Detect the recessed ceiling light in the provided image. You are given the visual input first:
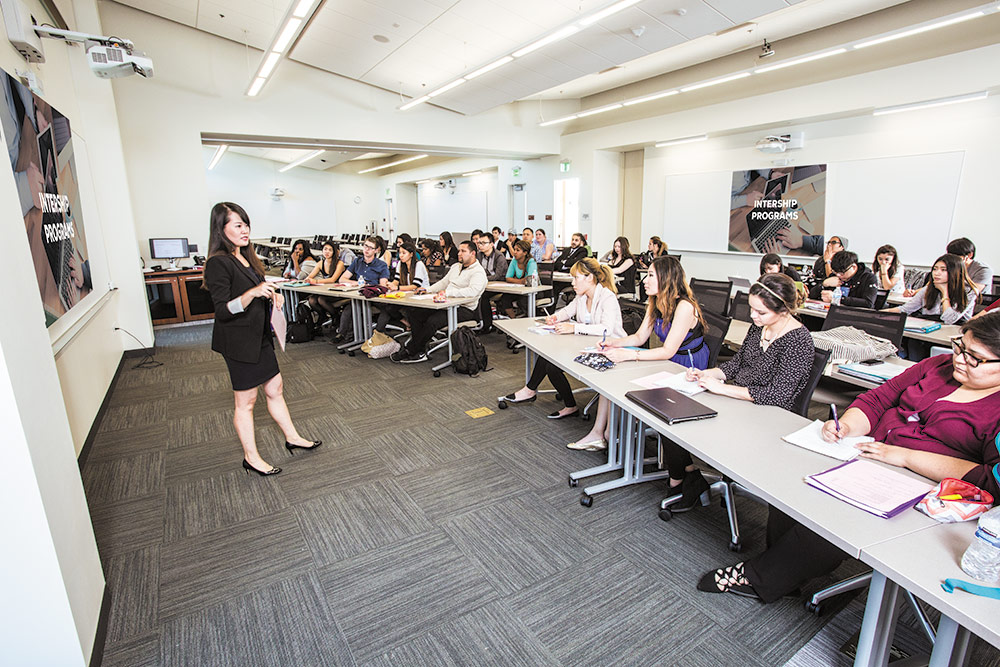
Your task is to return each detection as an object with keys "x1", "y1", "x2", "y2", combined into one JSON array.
[
  {"x1": 655, "y1": 134, "x2": 708, "y2": 148},
  {"x1": 873, "y1": 91, "x2": 989, "y2": 116},
  {"x1": 373, "y1": 34, "x2": 390, "y2": 43},
  {"x1": 680, "y1": 71, "x2": 751, "y2": 92},
  {"x1": 357, "y1": 154, "x2": 429, "y2": 174}
]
